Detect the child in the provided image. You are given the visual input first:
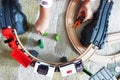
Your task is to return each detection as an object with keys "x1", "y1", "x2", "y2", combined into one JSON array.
[
  {"x1": 35, "y1": 0, "x2": 94, "y2": 35},
  {"x1": 35, "y1": 0, "x2": 53, "y2": 35}
]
